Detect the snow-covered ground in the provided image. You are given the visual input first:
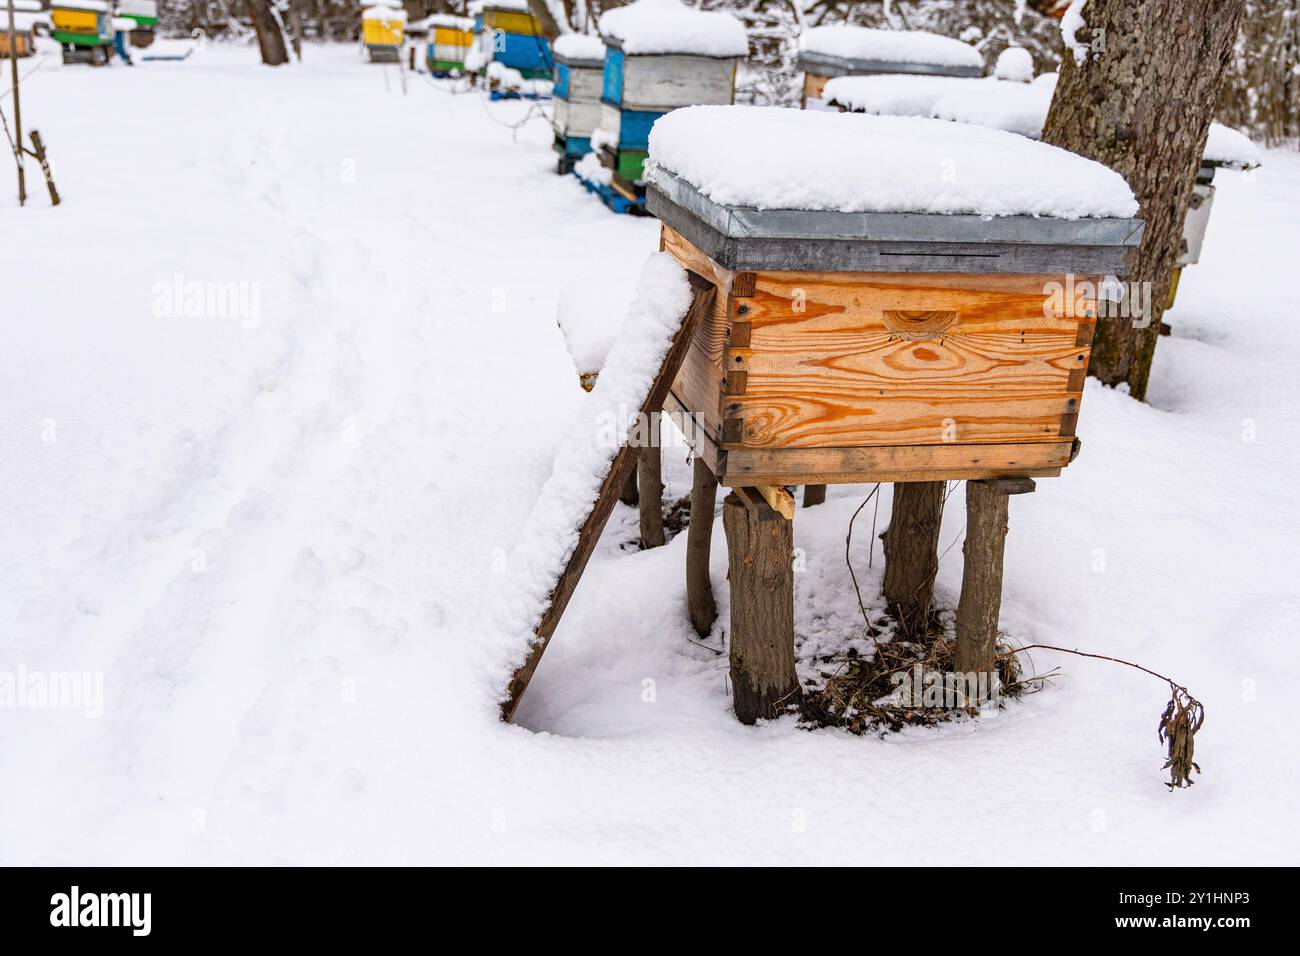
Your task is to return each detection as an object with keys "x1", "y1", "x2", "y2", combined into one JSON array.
[{"x1": 2, "y1": 42, "x2": 1297, "y2": 865}]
